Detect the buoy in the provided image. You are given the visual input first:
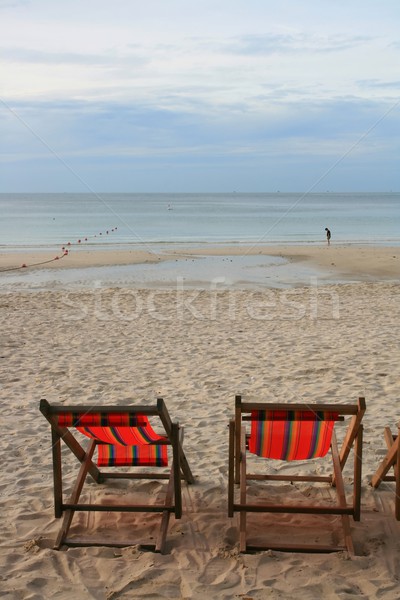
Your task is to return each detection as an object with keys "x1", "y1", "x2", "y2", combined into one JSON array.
[{"x1": 11, "y1": 224, "x2": 117, "y2": 271}]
